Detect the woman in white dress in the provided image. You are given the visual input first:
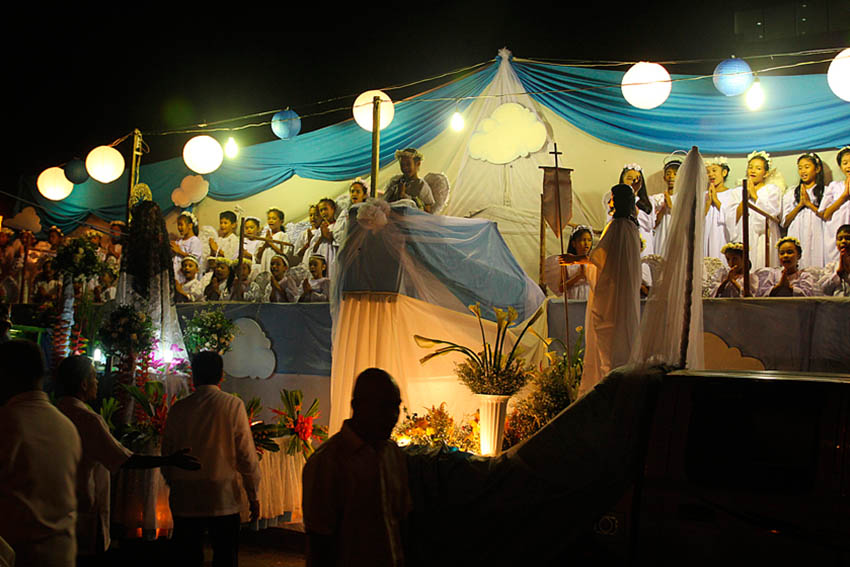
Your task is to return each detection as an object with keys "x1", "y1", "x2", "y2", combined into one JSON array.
[
  {"x1": 725, "y1": 151, "x2": 783, "y2": 269},
  {"x1": 574, "y1": 184, "x2": 641, "y2": 396},
  {"x1": 703, "y1": 156, "x2": 738, "y2": 260},
  {"x1": 603, "y1": 164, "x2": 655, "y2": 257},
  {"x1": 782, "y1": 153, "x2": 826, "y2": 269},
  {"x1": 755, "y1": 237, "x2": 816, "y2": 297},
  {"x1": 819, "y1": 147, "x2": 850, "y2": 265}
]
